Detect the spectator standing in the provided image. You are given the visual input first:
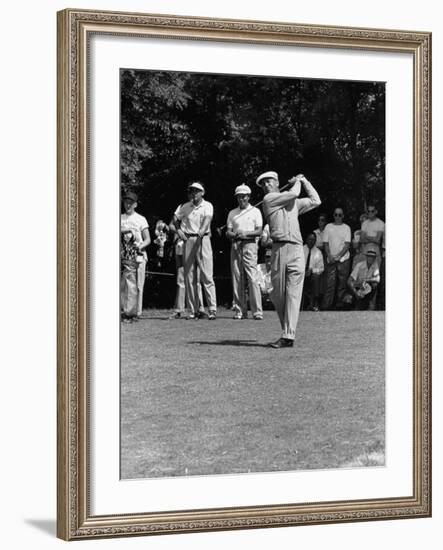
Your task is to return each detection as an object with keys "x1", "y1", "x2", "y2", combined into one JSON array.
[
  {"x1": 153, "y1": 219, "x2": 168, "y2": 267},
  {"x1": 360, "y1": 204, "x2": 385, "y2": 262},
  {"x1": 168, "y1": 214, "x2": 205, "y2": 319},
  {"x1": 322, "y1": 207, "x2": 351, "y2": 310},
  {"x1": 302, "y1": 233, "x2": 324, "y2": 311},
  {"x1": 172, "y1": 182, "x2": 217, "y2": 320},
  {"x1": 226, "y1": 184, "x2": 263, "y2": 320},
  {"x1": 314, "y1": 212, "x2": 328, "y2": 302},
  {"x1": 352, "y1": 212, "x2": 369, "y2": 268},
  {"x1": 120, "y1": 191, "x2": 151, "y2": 320},
  {"x1": 313, "y1": 213, "x2": 328, "y2": 253}
]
